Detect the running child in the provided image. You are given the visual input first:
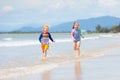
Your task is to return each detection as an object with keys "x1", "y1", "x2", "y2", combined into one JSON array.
[
  {"x1": 39, "y1": 24, "x2": 55, "y2": 59},
  {"x1": 71, "y1": 22, "x2": 84, "y2": 56}
]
